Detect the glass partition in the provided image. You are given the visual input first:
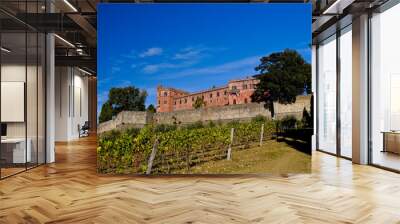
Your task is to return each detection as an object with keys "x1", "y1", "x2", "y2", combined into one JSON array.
[
  {"x1": 1, "y1": 31, "x2": 28, "y2": 177},
  {"x1": 370, "y1": 3, "x2": 400, "y2": 171},
  {"x1": 317, "y1": 34, "x2": 337, "y2": 154},
  {"x1": 0, "y1": 1, "x2": 46, "y2": 179},
  {"x1": 27, "y1": 31, "x2": 38, "y2": 169},
  {"x1": 38, "y1": 32, "x2": 46, "y2": 165},
  {"x1": 339, "y1": 25, "x2": 352, "y2": 158}
]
